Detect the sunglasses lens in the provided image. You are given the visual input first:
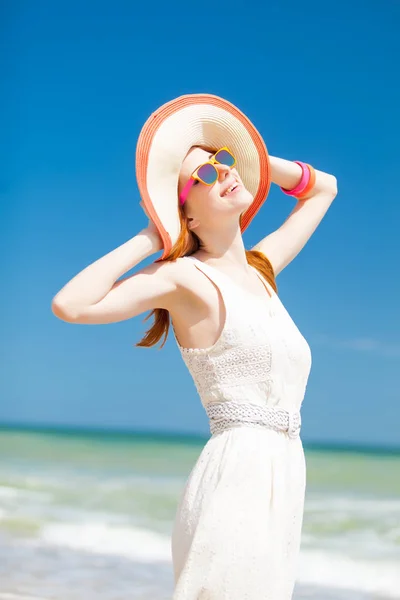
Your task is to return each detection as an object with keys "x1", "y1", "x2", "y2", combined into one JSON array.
[
  {"x1": 197, "y1": 163, "x2": 218, "y2": 184},
  {"x1": 215, "y1": 149, "x2": 235, "y2": 167}
]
